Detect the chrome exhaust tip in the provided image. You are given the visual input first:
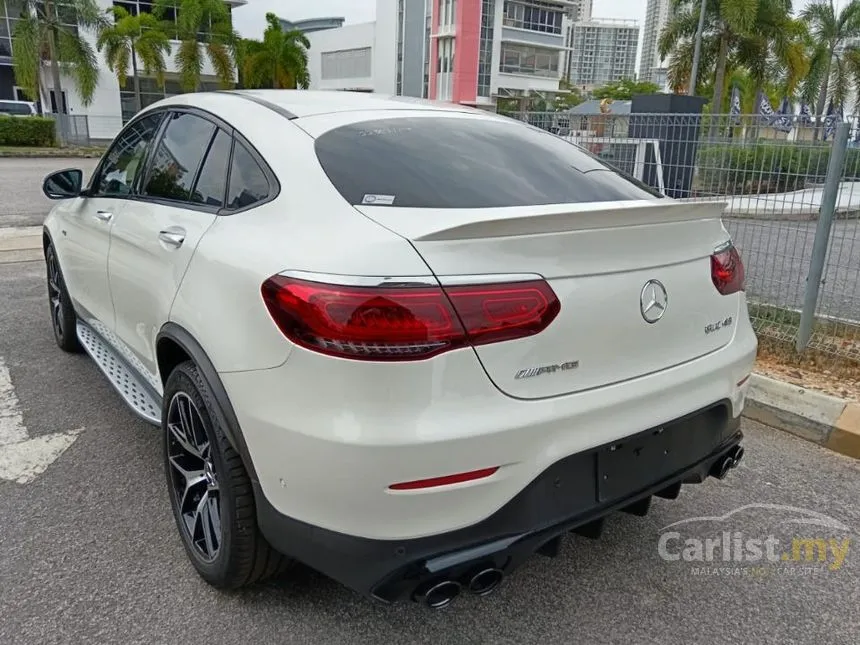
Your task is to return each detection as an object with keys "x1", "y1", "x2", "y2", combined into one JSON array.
[
  {"x1": 712, "y1": 455, "x2": 734, "y2": 480},
  {"x1": 730, "y1": 445, "x2": 745, "y2": 467},
  {"x1": 467, "y1": 568, "x2": 504, "y2": 597},
  {"x1": 421, "y1": 580, "x2": 462, "y2": 609}
]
